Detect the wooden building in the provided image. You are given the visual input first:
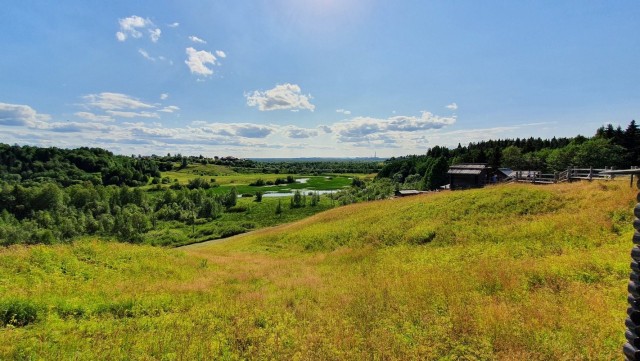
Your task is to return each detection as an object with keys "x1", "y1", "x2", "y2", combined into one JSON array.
[{"x1": 447, "y1": 163, "x2": 491, "y2": 190}]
